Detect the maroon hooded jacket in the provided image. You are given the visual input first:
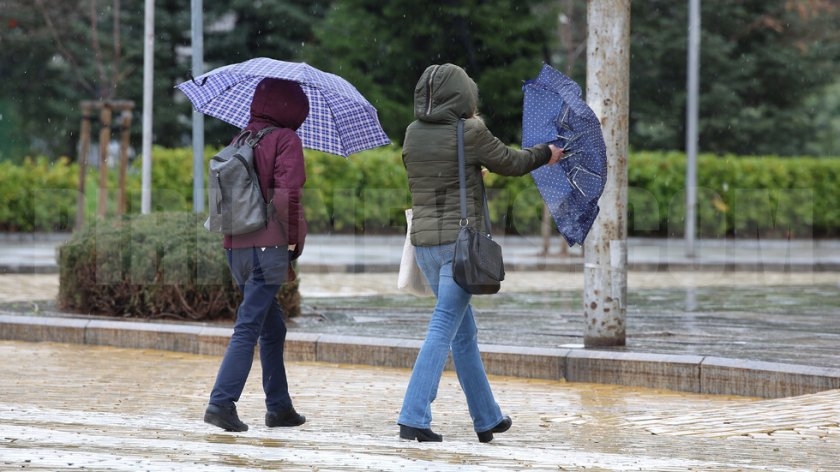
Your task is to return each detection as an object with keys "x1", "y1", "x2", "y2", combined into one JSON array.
[{"x1": 223, "y1": 78, "x2": 309, "y2": 257}]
